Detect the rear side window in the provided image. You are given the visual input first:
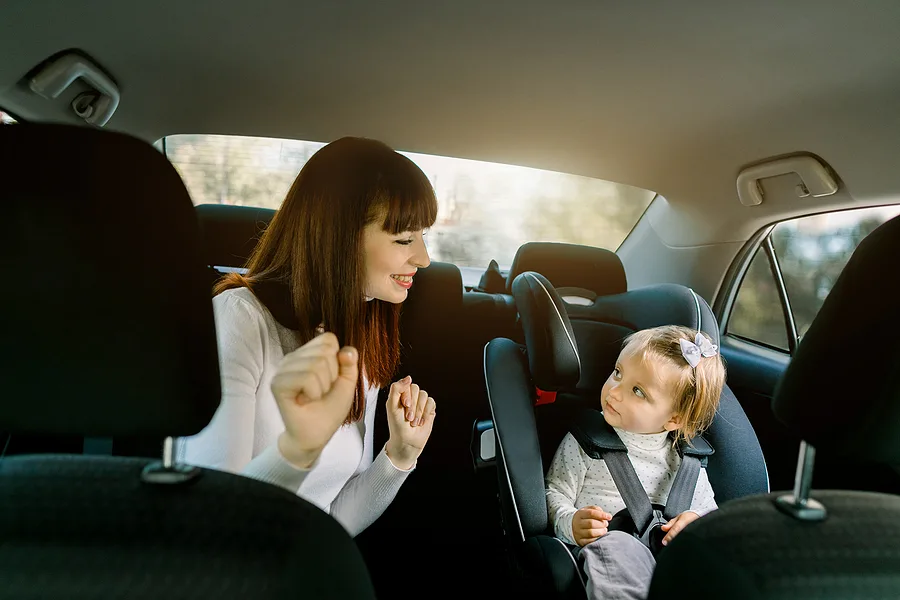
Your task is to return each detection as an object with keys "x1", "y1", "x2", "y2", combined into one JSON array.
[
  {"x1": 164, "y1": 134, "x2": 655, "y2": 271},
  {"x1": 726, "y1": 205, "x2": 900, "y2": 352}
]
